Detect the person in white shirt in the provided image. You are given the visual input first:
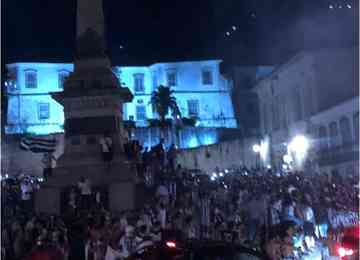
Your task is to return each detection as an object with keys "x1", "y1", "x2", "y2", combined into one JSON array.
[
  {"x1": 158, "y1": 203, "x2": 167, "y2": 229},
  {"x1": 20, "y1": 178, "x2": 33, "y2": 212},
  {"x1": 78, "y1": 177, "x2": 92, "y2": 210},
  {"x1": 156, "y1": 182, "x2": 169, "y2": 205},
  {"x1": 100, "y1": 134, "x2": 113, "y2": 170}
]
